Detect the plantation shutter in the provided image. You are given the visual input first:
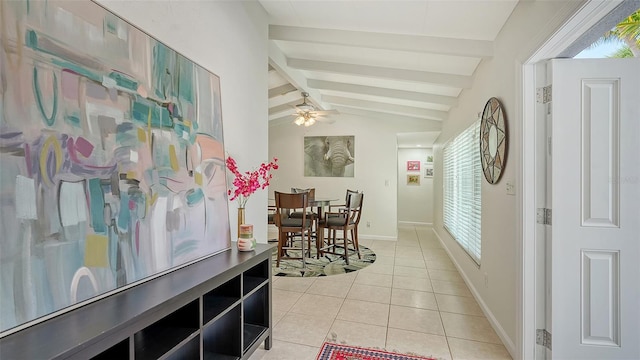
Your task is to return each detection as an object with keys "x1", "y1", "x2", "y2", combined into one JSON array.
[{"x1": 443, "y1": 120, "x2": 482, "y2": 264}]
